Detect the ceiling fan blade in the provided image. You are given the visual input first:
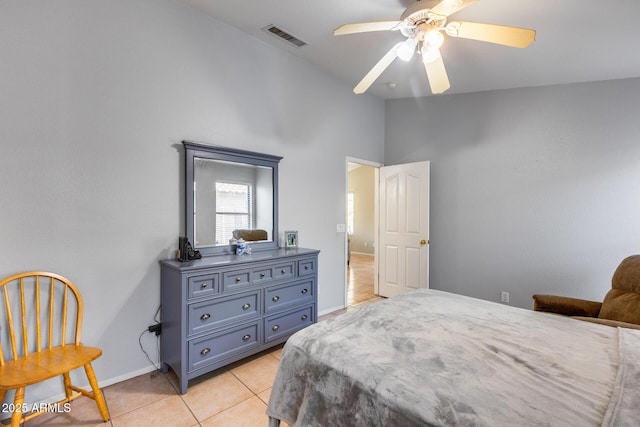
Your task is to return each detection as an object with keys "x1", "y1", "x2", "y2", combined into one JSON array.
[
  {"x1": 429, "y1": 0, "x2": 478, "y2": 18},
  {"x1": 334, "y1": 21, "x2": 403, "y2": 36},
  {"x1": 353, "y1": 43, "x2": 401, "y2": 94},
  {"x1": 423, "y1": 52, "x2": 450, "y2": 94},
  {"x1": 446, "y1": 21, "x2": 536, "y2": 48}
]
